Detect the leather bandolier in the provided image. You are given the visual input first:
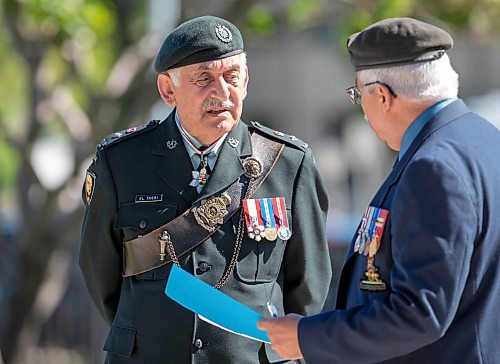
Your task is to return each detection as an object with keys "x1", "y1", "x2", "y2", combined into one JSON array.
[{"x1": 122, "y1": 132, "x2": 284, "y2": 277}]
